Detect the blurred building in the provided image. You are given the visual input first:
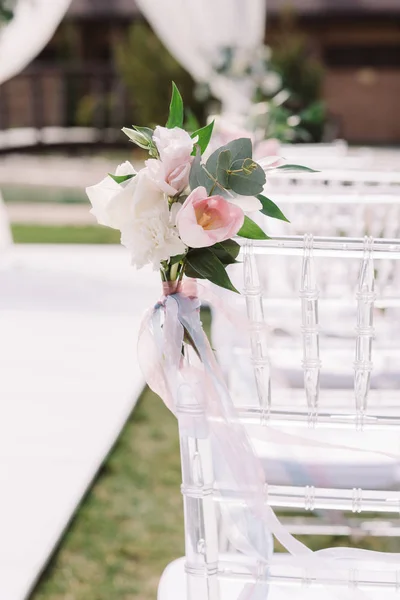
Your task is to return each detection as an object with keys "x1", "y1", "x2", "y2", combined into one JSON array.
[
  {"x1": 267, "y1": 0, "x2": 400, "y2": 144},
  {"x1": 0, "y1": 0, "x2": 399, "y2": 145}
]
